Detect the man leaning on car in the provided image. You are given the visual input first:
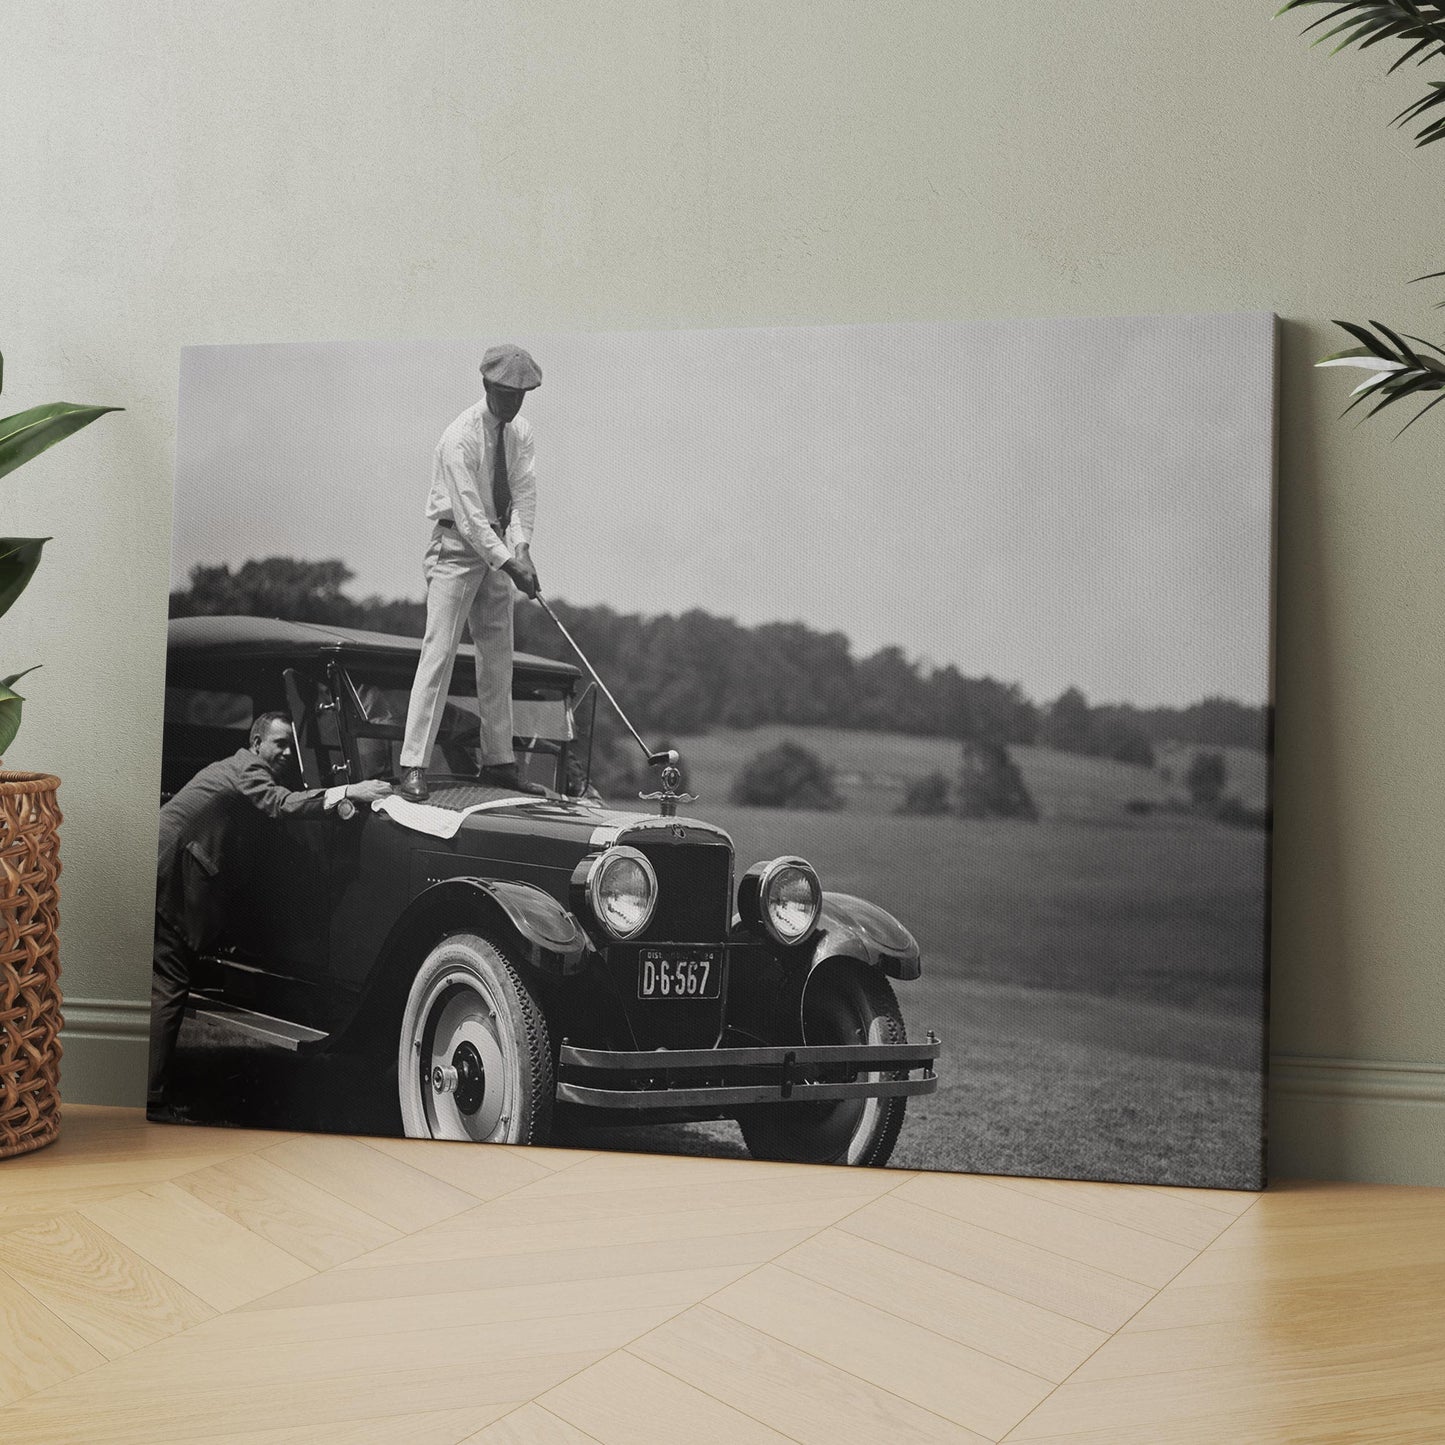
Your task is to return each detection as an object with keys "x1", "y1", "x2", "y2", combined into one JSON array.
[
  {"x1": 148, "y1": 712, "x2": 391, "y2": 1114},
  {"x1": 397, "y1": 343, "x2": 547, "y2": 803}
]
